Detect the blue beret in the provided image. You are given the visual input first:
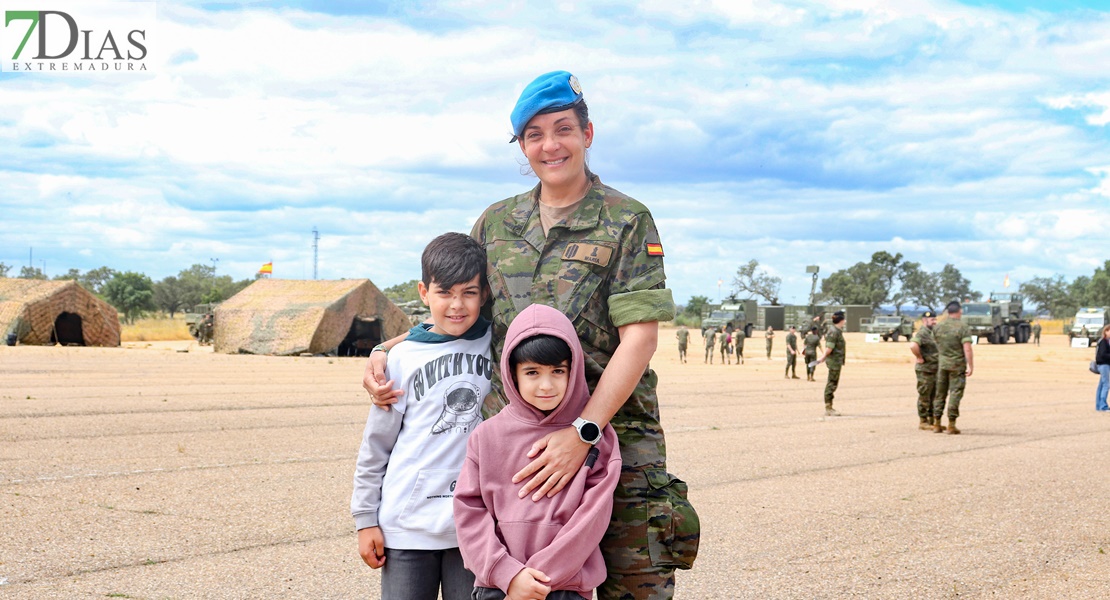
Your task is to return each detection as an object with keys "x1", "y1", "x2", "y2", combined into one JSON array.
[{"x1": 510, "y1": 70, "x2": 583, "y2": 142}]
